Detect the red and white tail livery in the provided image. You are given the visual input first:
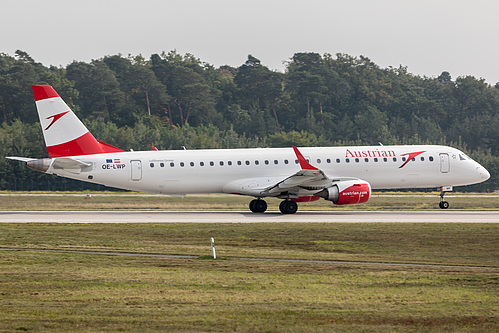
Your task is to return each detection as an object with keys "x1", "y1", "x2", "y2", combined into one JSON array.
[
  {"x1": 7, "y1": 85, "x2": 490, "y2": 213},
  {"x1": 32, "y1": 85, "x2": 124, "y2": 158}
]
